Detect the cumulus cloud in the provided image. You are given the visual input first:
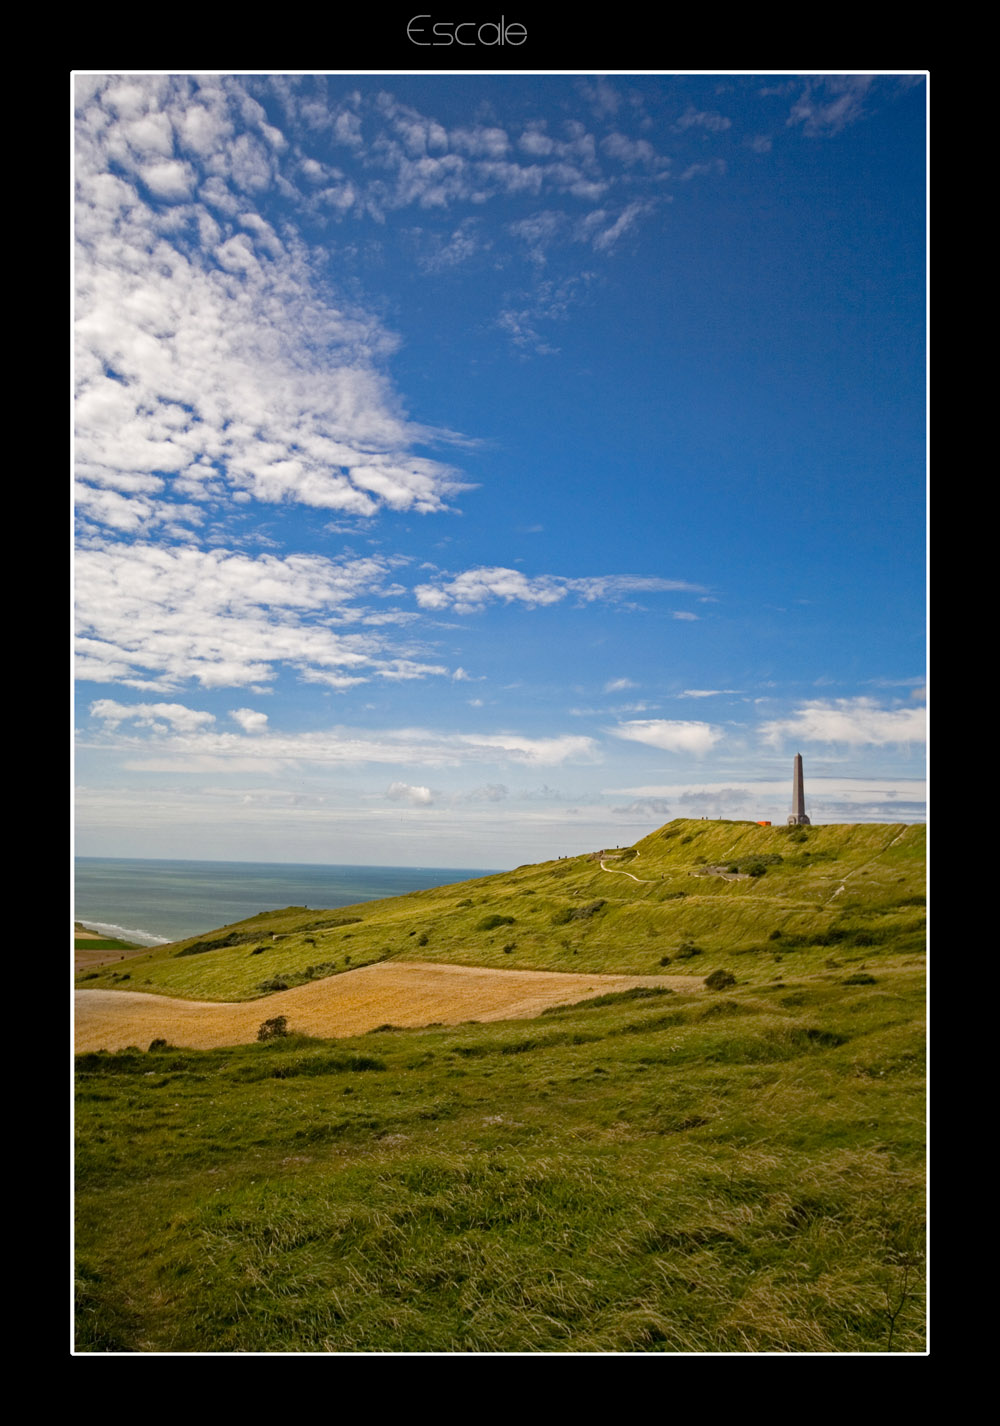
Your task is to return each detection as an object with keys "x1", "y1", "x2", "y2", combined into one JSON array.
[
  {"x1": 386, "y1": 781, "x2": 433, "y2": 805},
  {"x1": 230, "y1": 708, "x2": 269, "y2": 733},
  {"x1": 609, "y1": 719, "x2": 724, "y2": 755},
  {"x1": 89, "y1": 698, "x2": 215, "y2": 732},
  {"x1": 75, "y1": 78, "x2": 469, "y2": 536},
  {"x1": 759, "y1": 698, "x2": 927, "y2": 748},
  {"x1": 75, "y1": 542, "x2": 449, "y2": 691}
]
